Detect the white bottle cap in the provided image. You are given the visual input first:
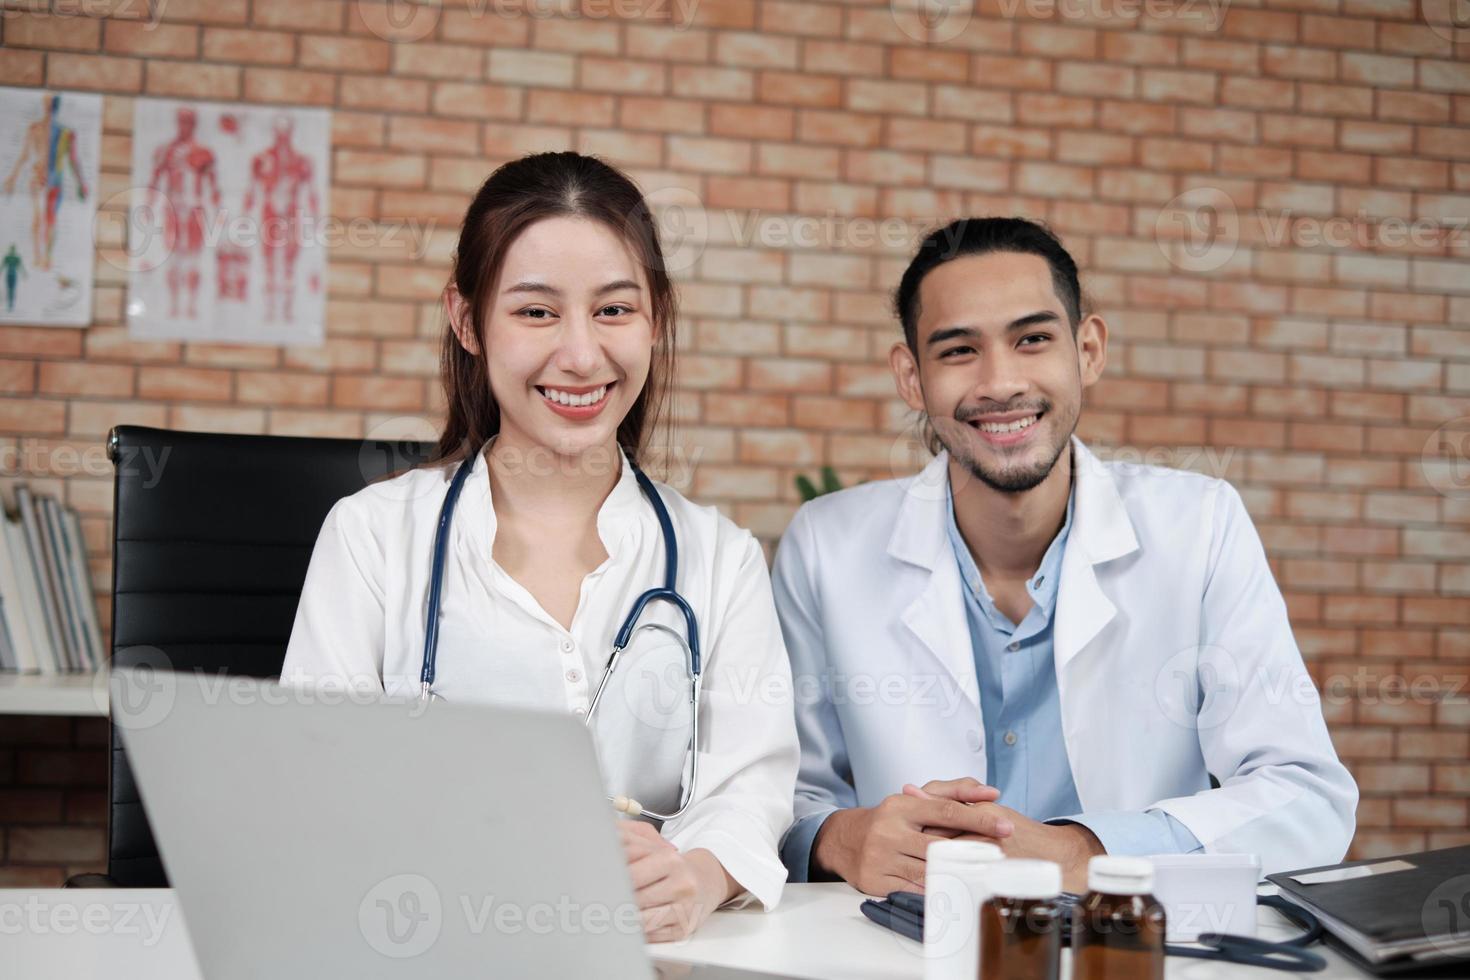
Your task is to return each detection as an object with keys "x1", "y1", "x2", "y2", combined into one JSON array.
[
  {"x1": 927, "y1": 839, "x2": 1004, "y2": 868},
  {"x1": 1088, "y1": 856, "x2": 1155, "y2": 894},
  {"x1": 987, "y1": 859, "x2": 1061, "y2": 900}
]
